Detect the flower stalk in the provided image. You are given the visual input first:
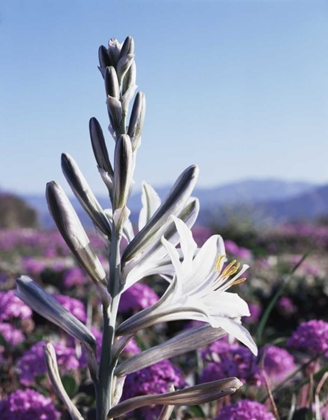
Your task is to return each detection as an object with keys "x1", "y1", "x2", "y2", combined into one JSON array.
[{"x1": 15, "y1": 35, "x2": 256, "y2": 420}]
